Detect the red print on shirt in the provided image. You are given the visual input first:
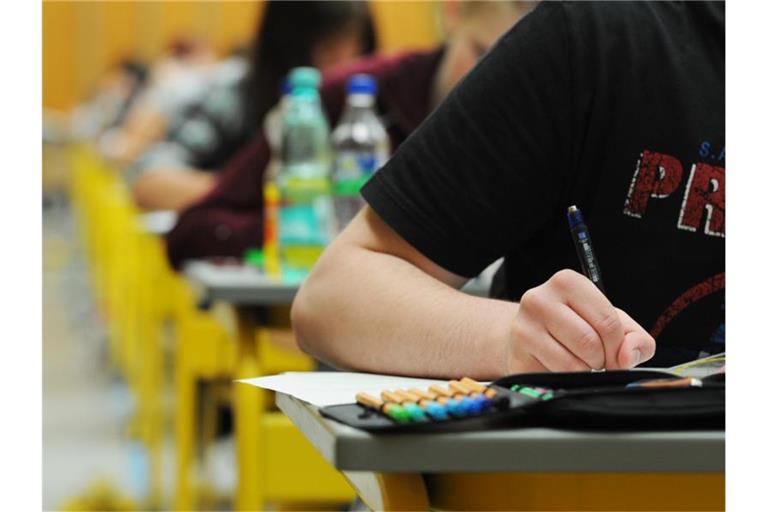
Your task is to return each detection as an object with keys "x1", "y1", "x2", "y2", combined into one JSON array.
[
  {"x1": 623, "y1": 150, "x2": 725, "y2": 237},
  {"x1": 623, "y1": 150, "x2": 683, "y2": 218},
  {"x1": 650, "y1": 272, "x2": 725, "y2": 339},
  {"x1": 677, "y1": 162, "x2": 725, "y2": 237}
]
